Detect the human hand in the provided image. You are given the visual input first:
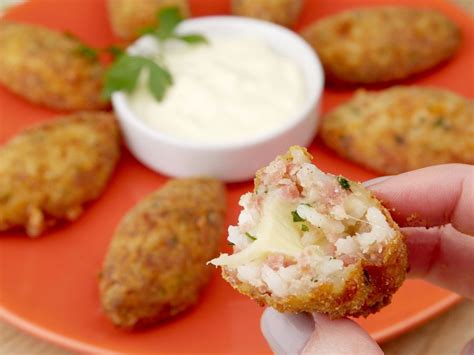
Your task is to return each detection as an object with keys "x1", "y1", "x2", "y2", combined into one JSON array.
[{"x1": 260, "y1": 164, "x2": 474, "y2": 354}]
